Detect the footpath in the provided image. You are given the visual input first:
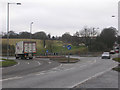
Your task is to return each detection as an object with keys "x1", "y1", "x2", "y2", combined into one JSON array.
[{"x1": 75, "y1": 70, "x2": 119, "y2": 89}]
